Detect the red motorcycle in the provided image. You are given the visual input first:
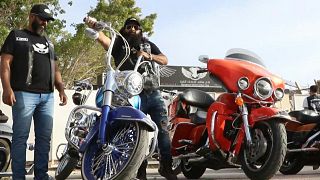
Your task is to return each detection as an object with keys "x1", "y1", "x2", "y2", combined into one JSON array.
[{"x1": 167, "y1": 49, "x2": 292, "y2": 180}]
